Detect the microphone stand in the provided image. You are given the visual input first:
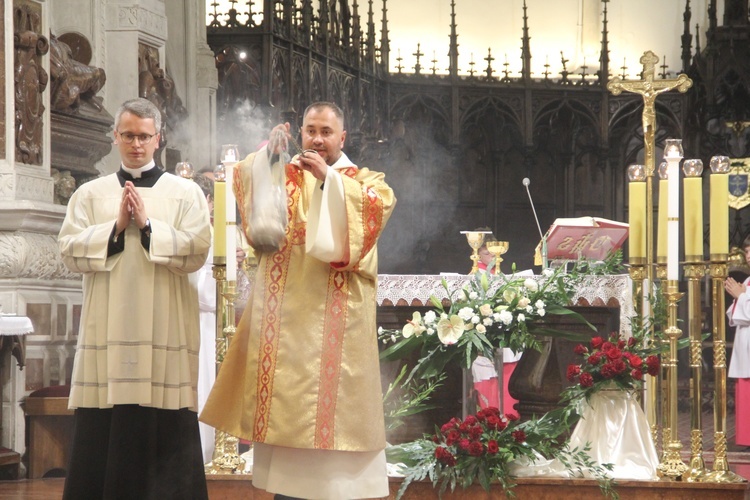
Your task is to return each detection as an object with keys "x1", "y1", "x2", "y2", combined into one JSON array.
[{"x1": 523, "y1": 179, "x2": 548, "y2": 270}]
